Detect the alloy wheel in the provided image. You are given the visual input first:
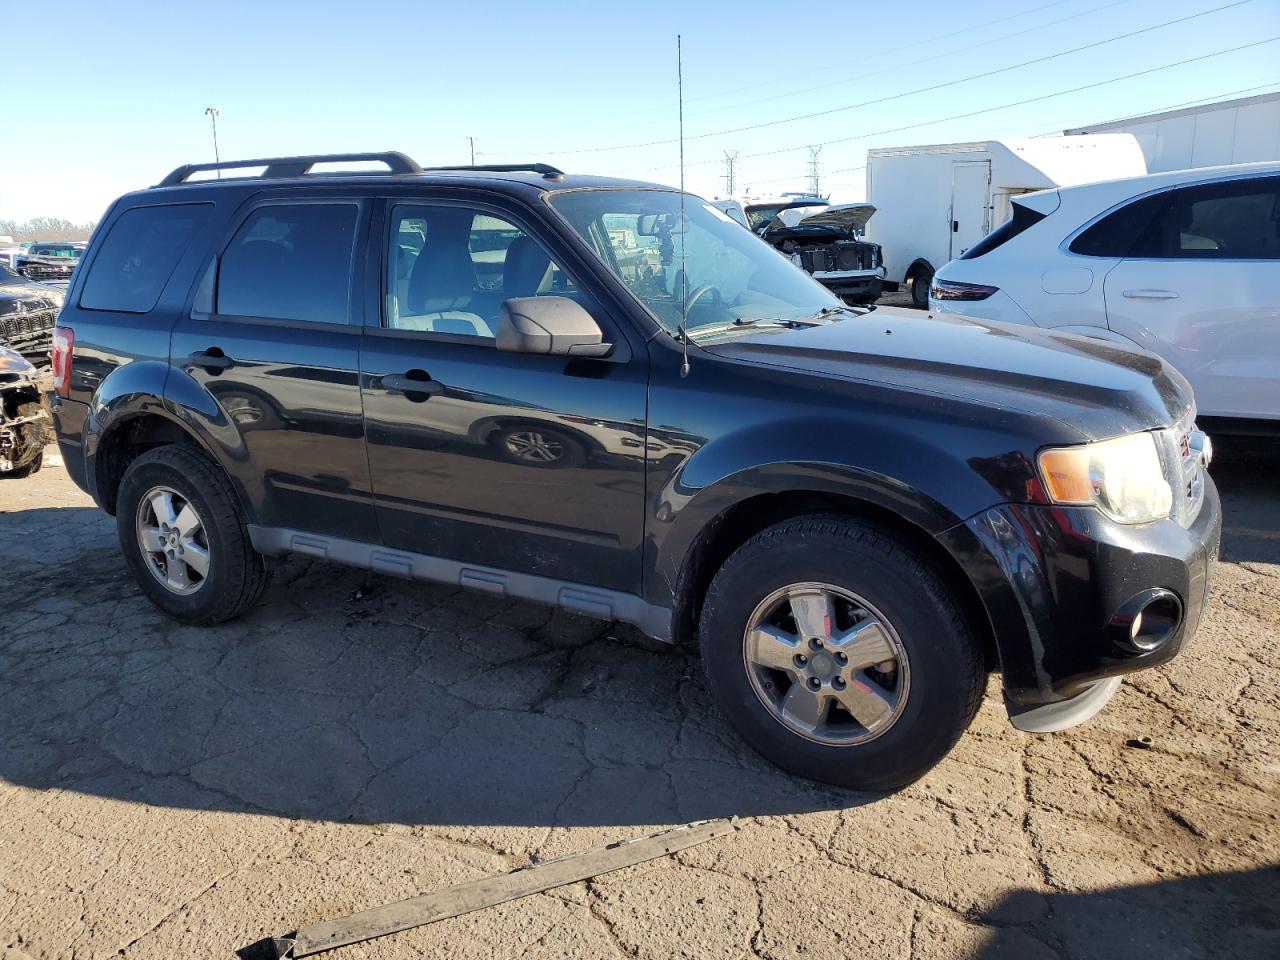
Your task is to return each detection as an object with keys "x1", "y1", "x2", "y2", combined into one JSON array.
[
  {"x1": 742, "y1": 582, "x2": 911, "y2": 745},
  {"x1": 135, "y1": 485, "x2": 211, "y2": 595},
  {"x1": 503, "y1": 430, "x2": 565, "y2": 463}
]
